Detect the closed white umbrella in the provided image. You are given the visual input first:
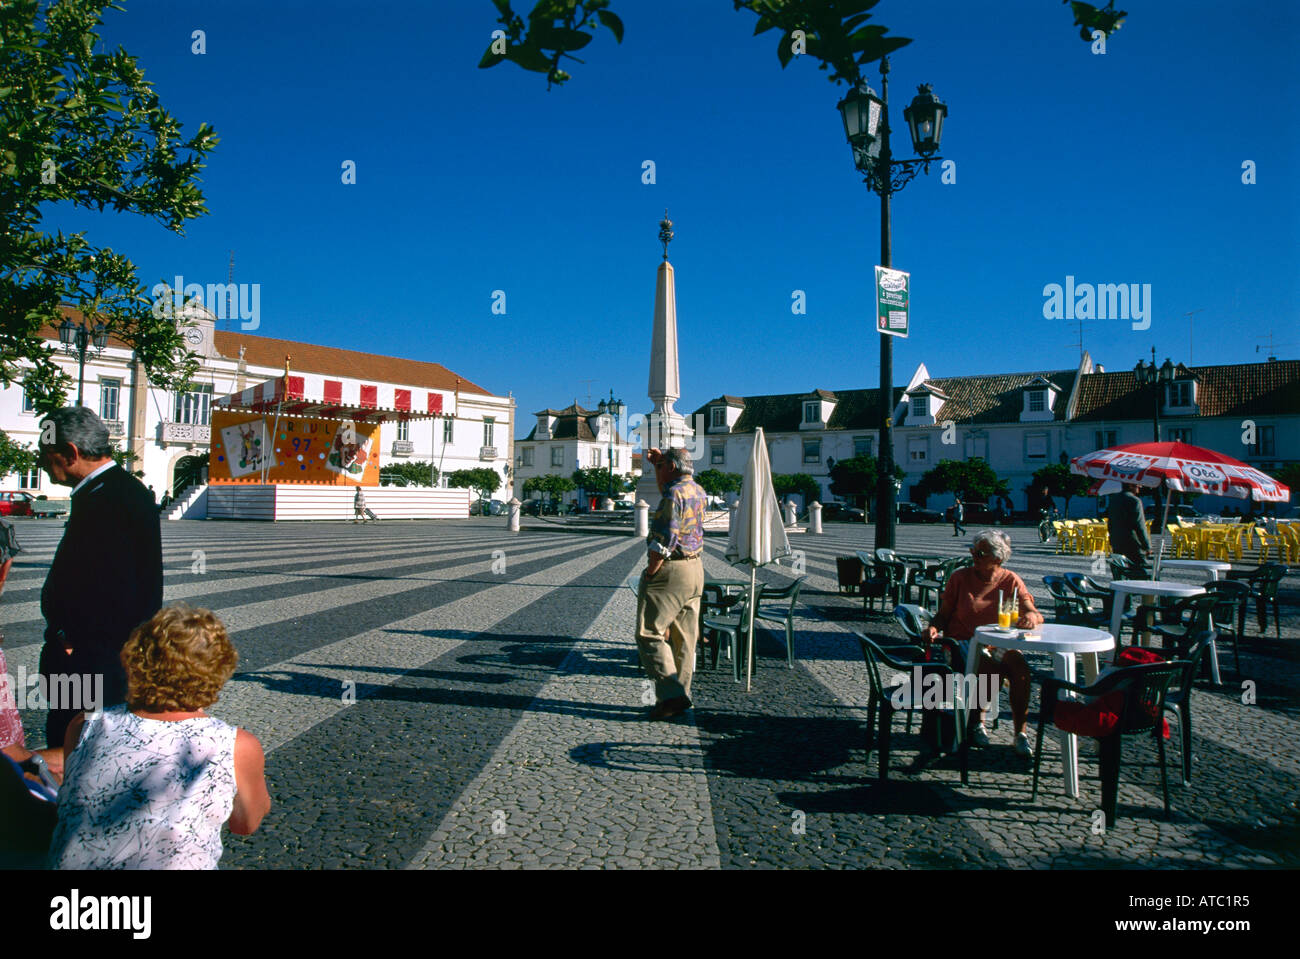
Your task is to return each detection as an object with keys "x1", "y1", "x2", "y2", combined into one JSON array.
[{"x1": 725, "y1": 427, "x2": 792, "y2": 691}]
